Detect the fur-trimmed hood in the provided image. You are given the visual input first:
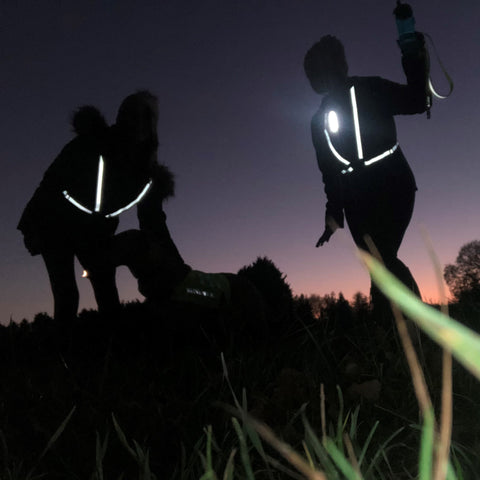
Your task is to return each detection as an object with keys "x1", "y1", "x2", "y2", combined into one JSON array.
[
  {"x1": 150, "y1": 162, "x2": 175, "y2": 200},
  {"x1": 71, "y1": 106, "x2": 108, "y2": 137}
]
